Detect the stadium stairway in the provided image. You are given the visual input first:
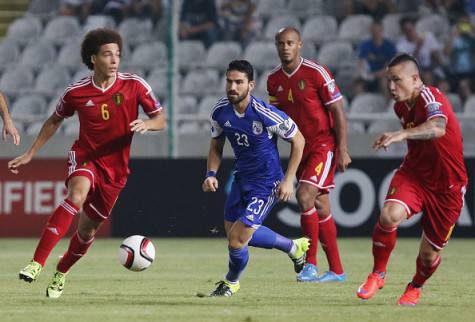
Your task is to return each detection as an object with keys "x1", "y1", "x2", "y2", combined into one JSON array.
[{"x1": 0, "y1": 0, "x2": 29, "y2": 38}]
